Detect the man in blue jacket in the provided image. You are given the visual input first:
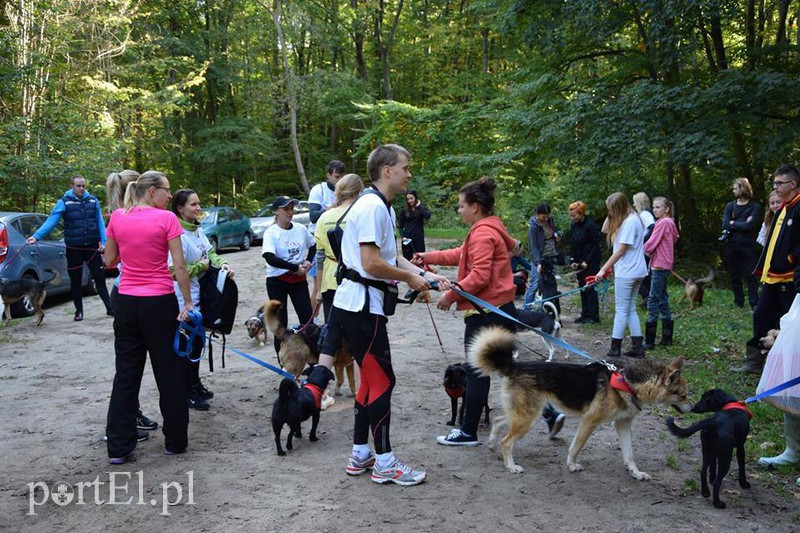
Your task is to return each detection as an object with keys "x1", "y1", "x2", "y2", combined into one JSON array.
[{"x1": 27, "y1": 175, "x2": 113, "y2": 321}]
